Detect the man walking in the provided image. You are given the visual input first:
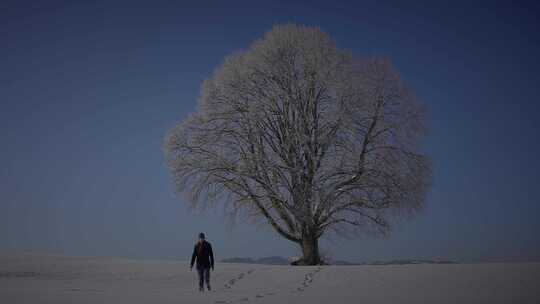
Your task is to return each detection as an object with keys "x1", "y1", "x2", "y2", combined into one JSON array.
[{"x1": 190, "y1": 232, "x2": 214, "y2": 292}]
